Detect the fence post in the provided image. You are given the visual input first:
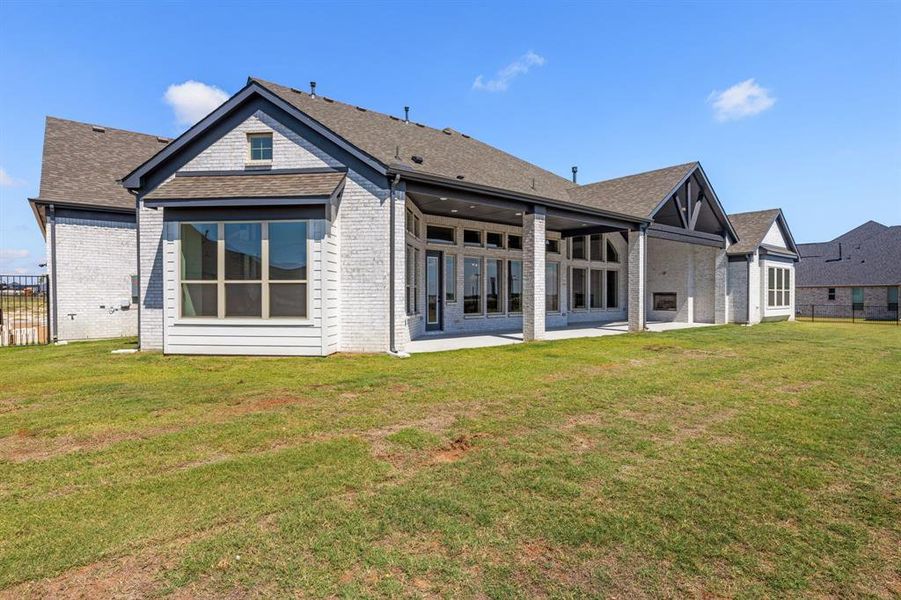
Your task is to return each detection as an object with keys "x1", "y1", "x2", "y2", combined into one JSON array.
[
  {"x1": 811, "y1": 304, "x2": 815, "y2": 322},
  {"x1": 852, "y1": 305, "x2": 855, "y2": 324}
]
